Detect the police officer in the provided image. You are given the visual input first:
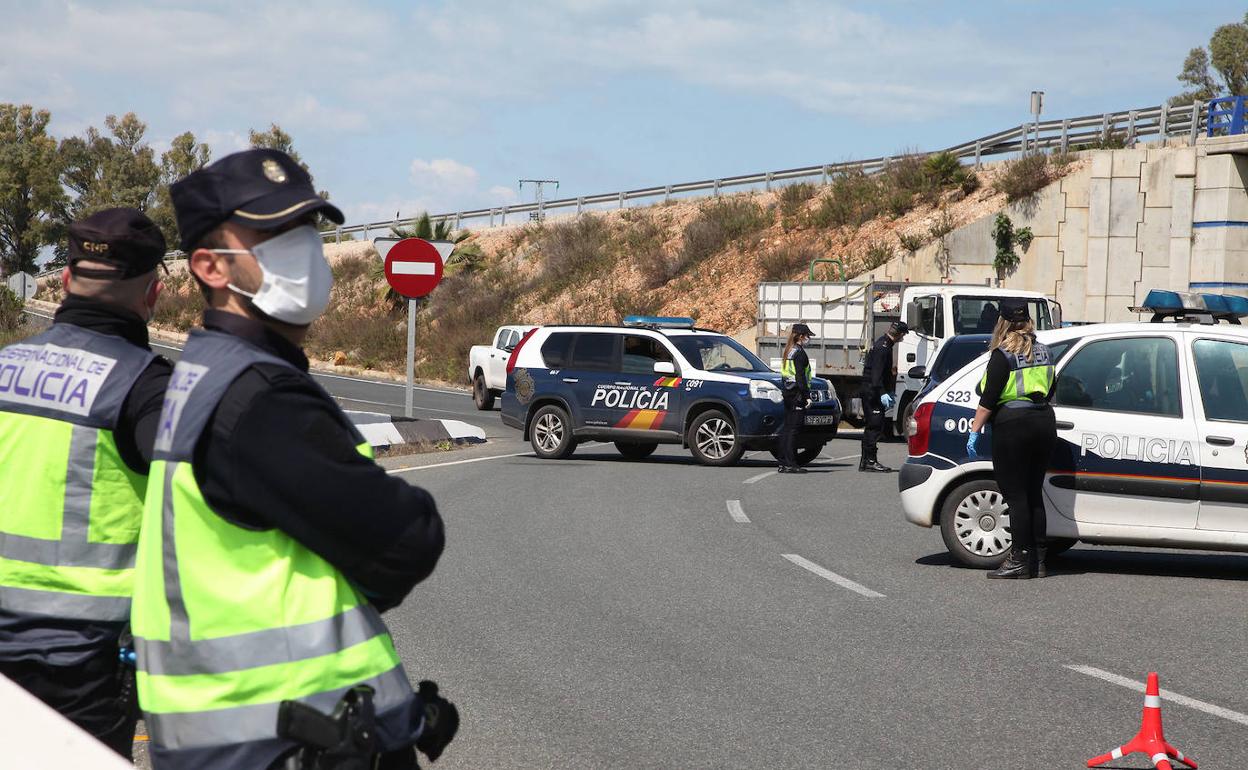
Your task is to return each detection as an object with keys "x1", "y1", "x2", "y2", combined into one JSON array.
[
  {"x1": 778, "y1": 322, "x2": 813, "y2": 473},
  {"x1": 129, "y1": 149, "x2": 447, "y2": 768},
  {"x1": 859, "y1": 320, "x2": 906, "y2": 472},
  {"x1": 967, "y1": 298, "x2": 1056, "y2": 579},
  {"x1": 0, "y1": 208, "x2": 171, "y2": 758}
]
